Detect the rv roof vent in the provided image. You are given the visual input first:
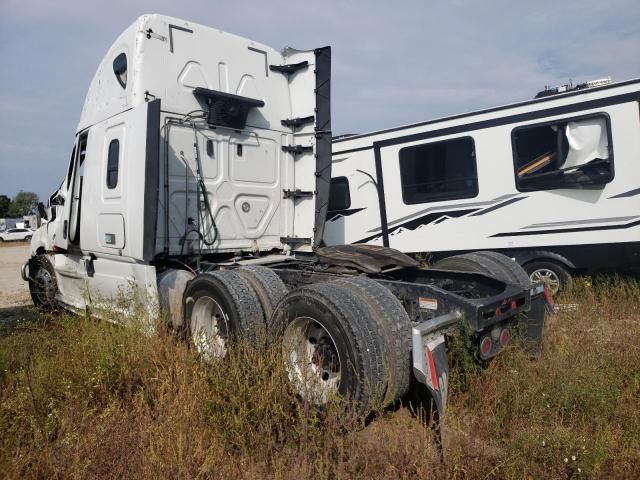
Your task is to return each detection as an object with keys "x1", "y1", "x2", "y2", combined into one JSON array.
[{"x1": 534, "y1": 77, "x2": 611, "y2": 99}]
